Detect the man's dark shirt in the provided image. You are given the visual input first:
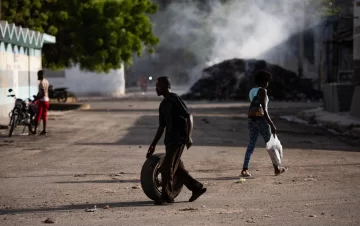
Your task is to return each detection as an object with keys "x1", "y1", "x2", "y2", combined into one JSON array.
[{"x1": 159, "y1": 93, "x2": 190, "y2": 146}]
